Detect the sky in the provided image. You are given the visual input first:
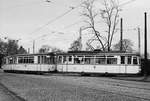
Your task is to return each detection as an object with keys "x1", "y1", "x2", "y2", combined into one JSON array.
[{"x1": 0, "y1": 0, "x2": 150, "y2": 54}]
